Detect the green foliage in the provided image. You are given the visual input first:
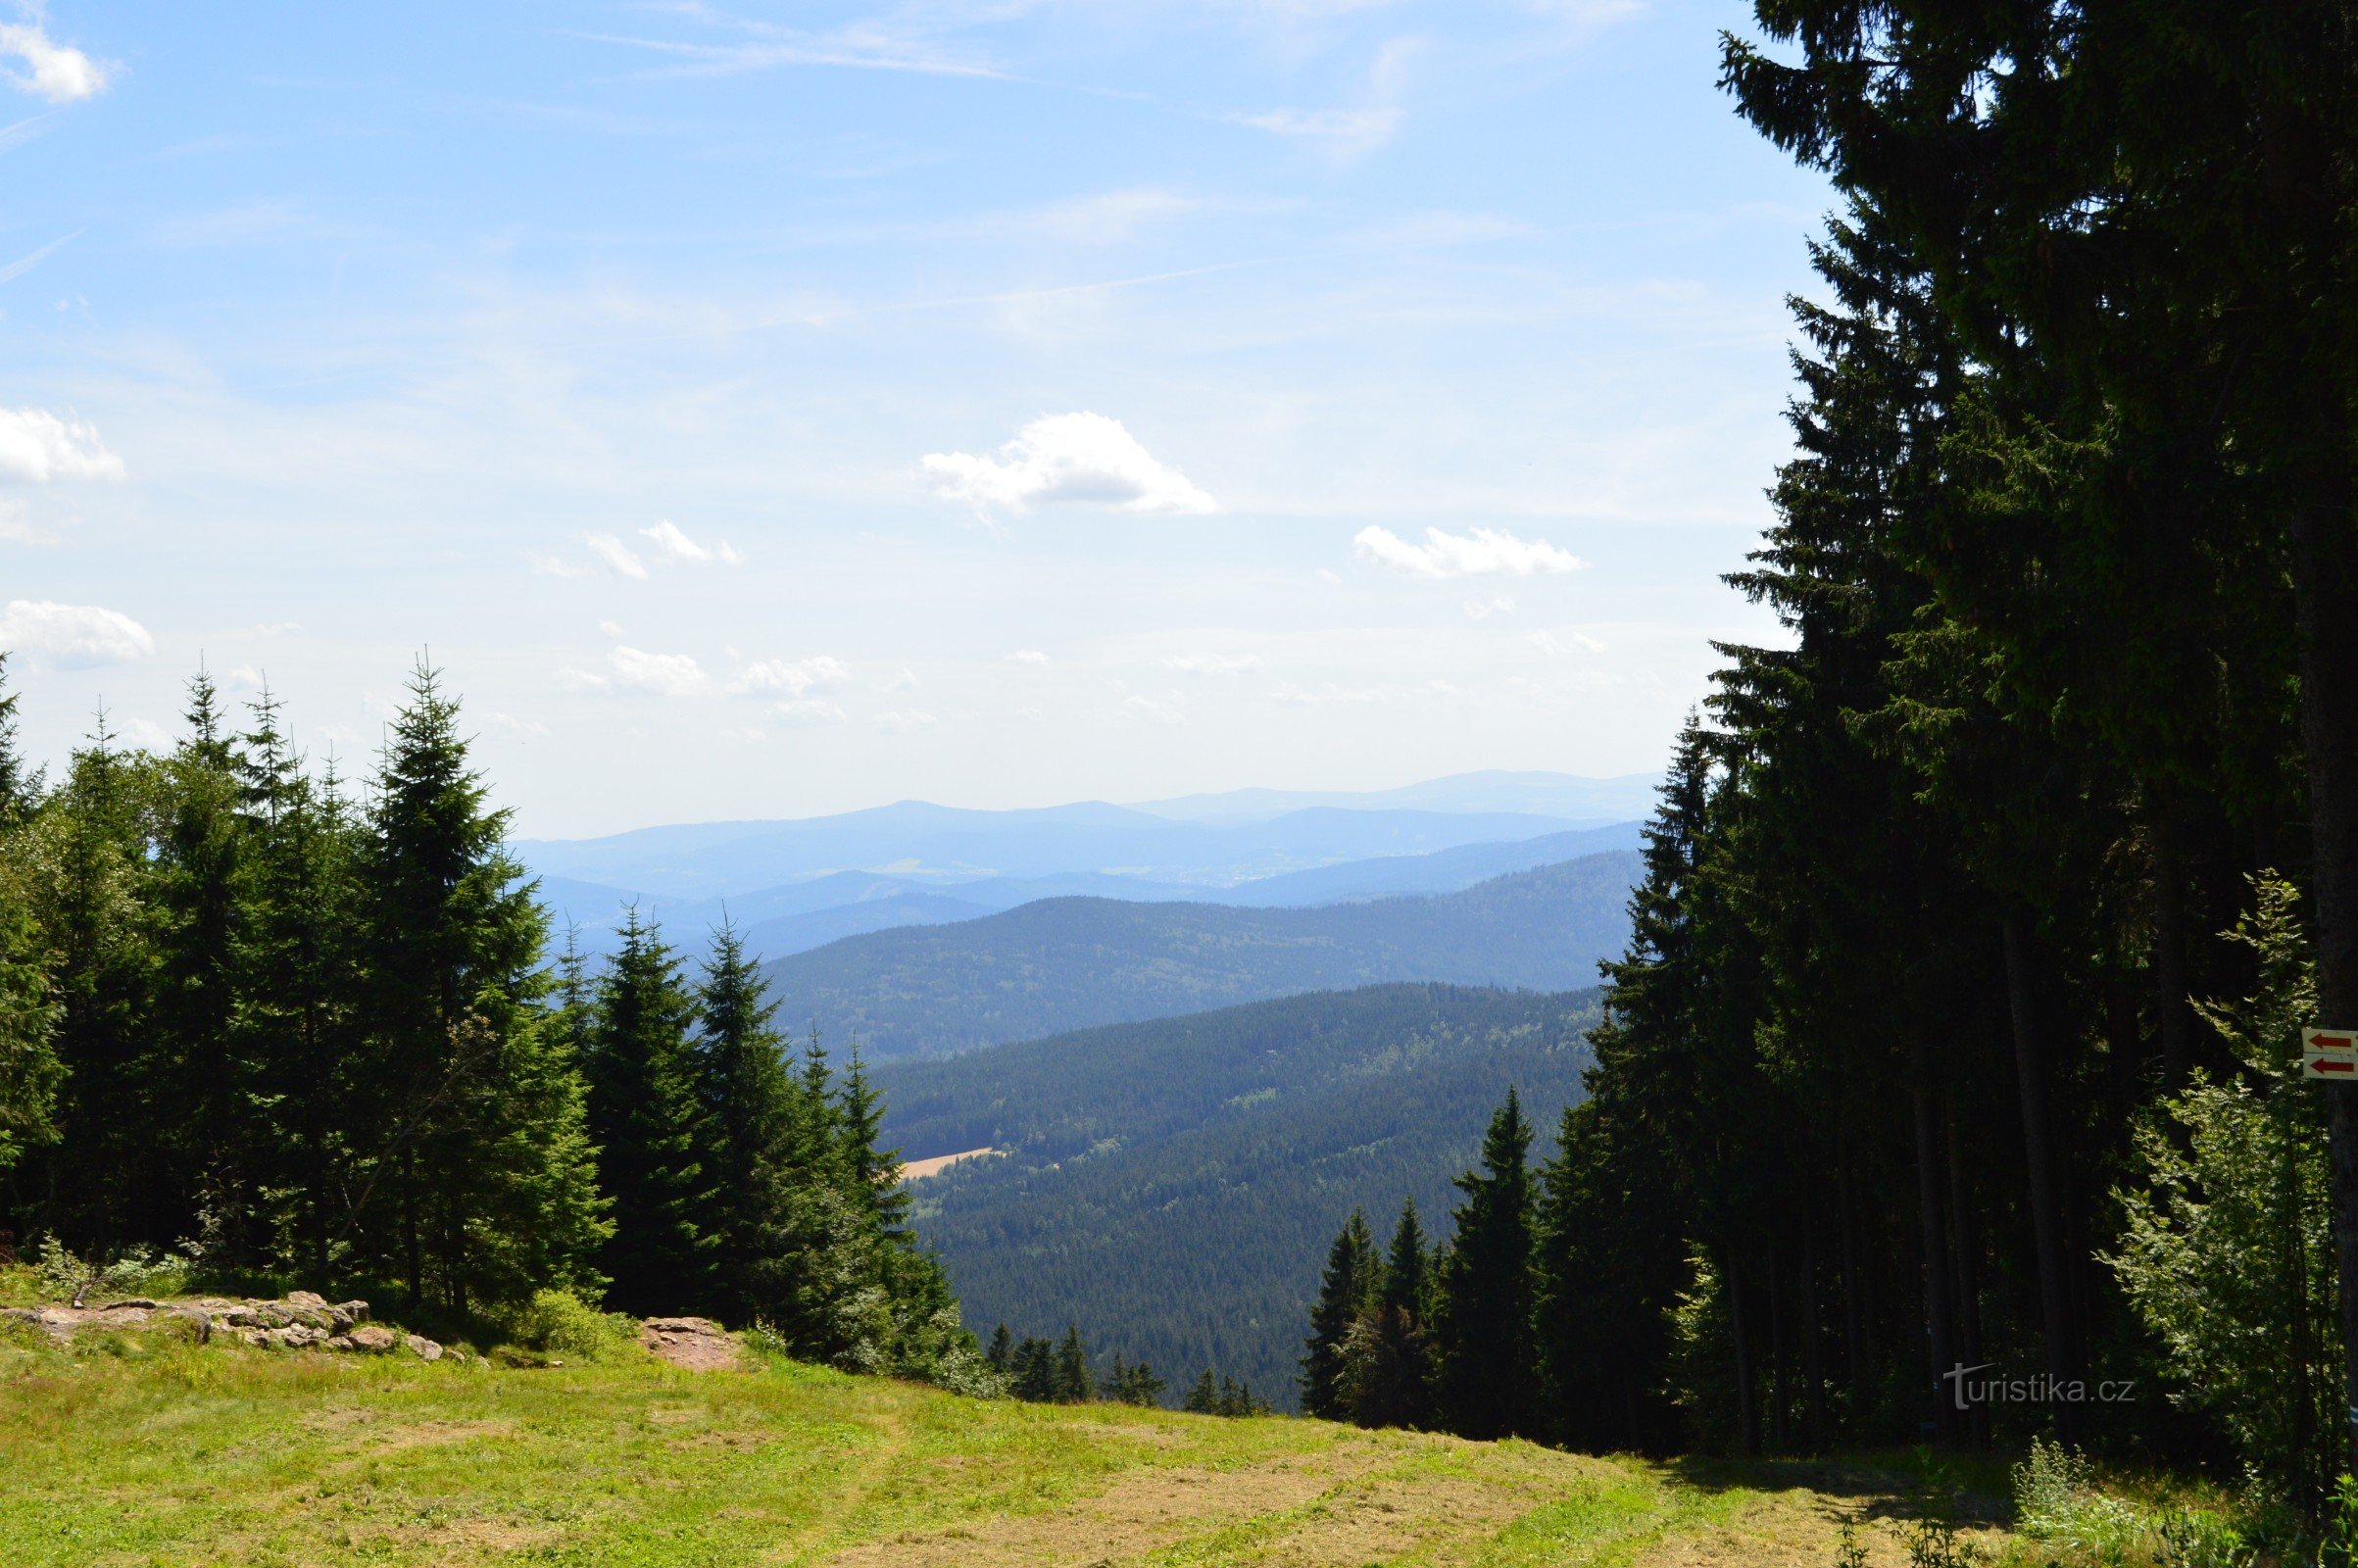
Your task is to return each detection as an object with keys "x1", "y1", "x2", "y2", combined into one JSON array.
[
  {"x1": 31, "y1": 1237, "x2": 199, "y2": 1304},
  {"x1": 2108, "y1": 877, "x2": 2335, "y2": 1506},
  {"x1": 761, "y1": 853, "x2": 1639, "y2": 1057},
  {"x1": 503, "y1": 1288, "x2": 641, "y2": 1363},
  {"x1": 0, "y1": 658, "x2": 987, "y2": 1398},
  {"x1": 880, "y1": 983, "x2": 1596, "y2": 1403},
  {"x1": 1431, "y1": 1089, "x2": 1536, "y2": 1440}
]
